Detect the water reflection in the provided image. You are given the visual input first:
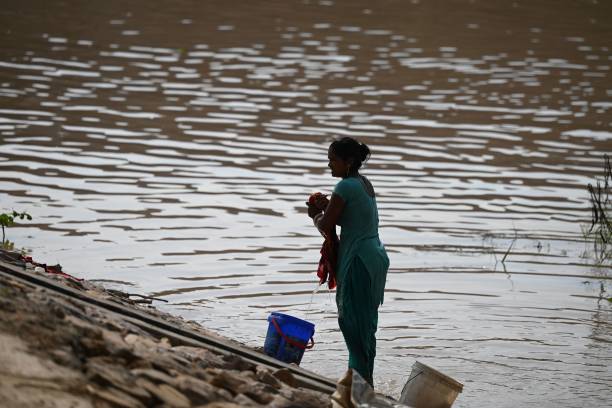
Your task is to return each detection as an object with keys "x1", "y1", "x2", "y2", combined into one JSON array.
[{"x1": 1, "y1": 0, "x2": 611, "y2": 406}]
